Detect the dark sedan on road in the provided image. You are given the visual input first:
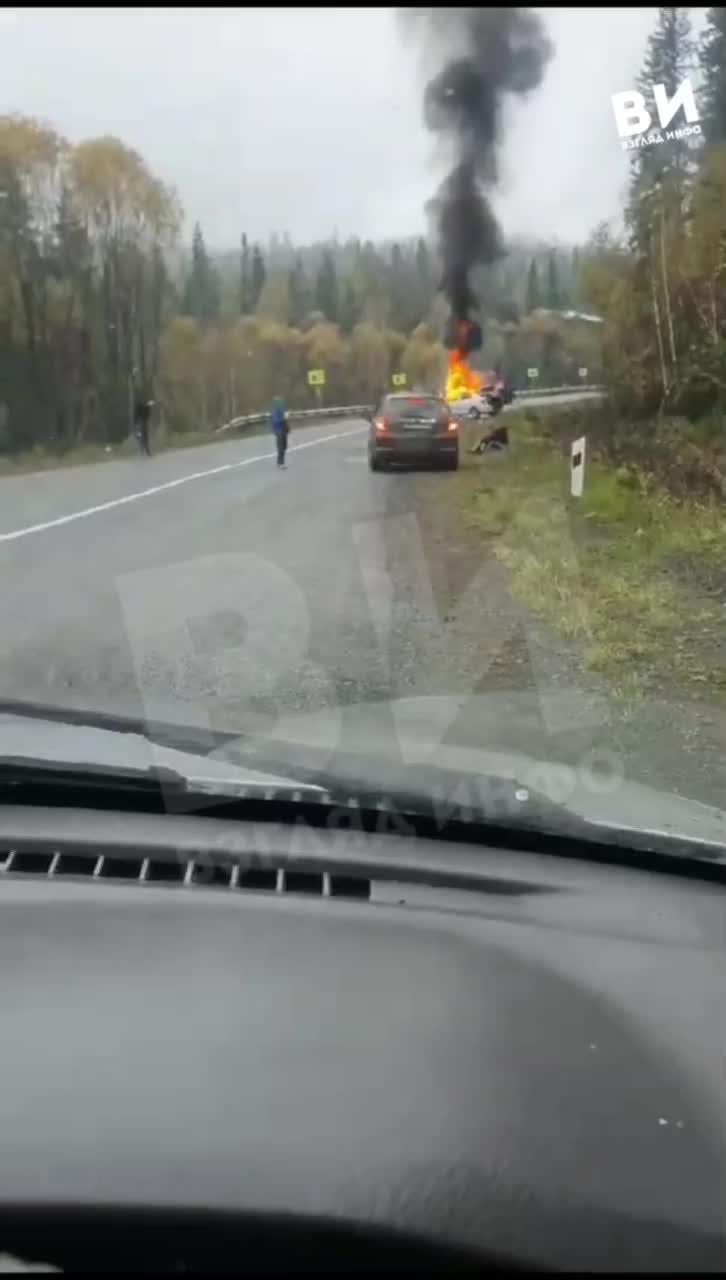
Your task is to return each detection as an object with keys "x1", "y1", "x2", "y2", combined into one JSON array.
[{"x1": 368, "y1": 392, "x2": 459, "y2": 471}]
